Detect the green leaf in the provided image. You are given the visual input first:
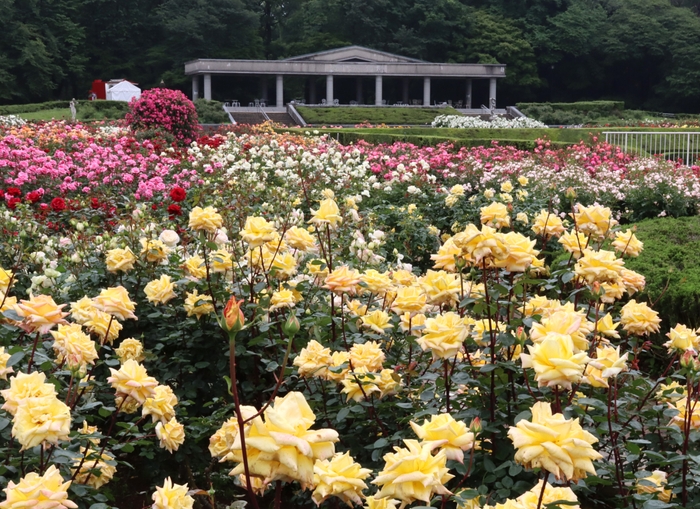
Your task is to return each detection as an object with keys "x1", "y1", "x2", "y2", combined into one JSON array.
[{"x1": 6, "y1": 352, "x2": 24, "y2": 367}]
